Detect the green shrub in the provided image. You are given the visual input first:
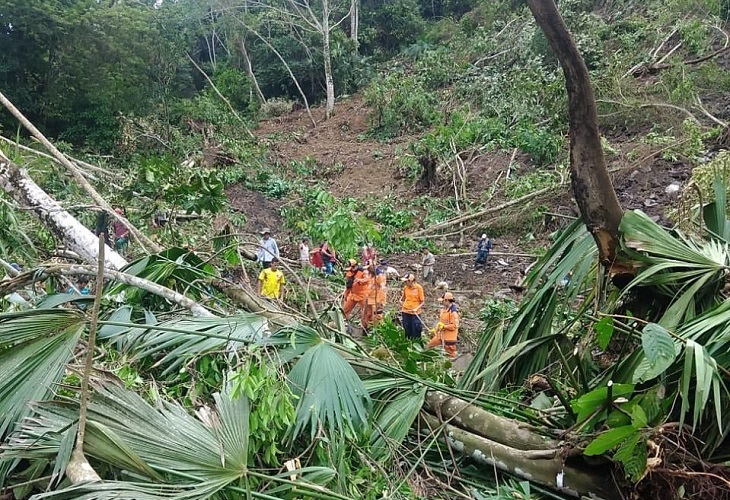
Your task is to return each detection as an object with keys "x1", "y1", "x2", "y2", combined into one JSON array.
[
  {"x1": 364, "y1": 72, "x2": 440, "y2": 138},
  {"x1": 261, "y1": 98, "x2": 293, "y2": 118}
]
